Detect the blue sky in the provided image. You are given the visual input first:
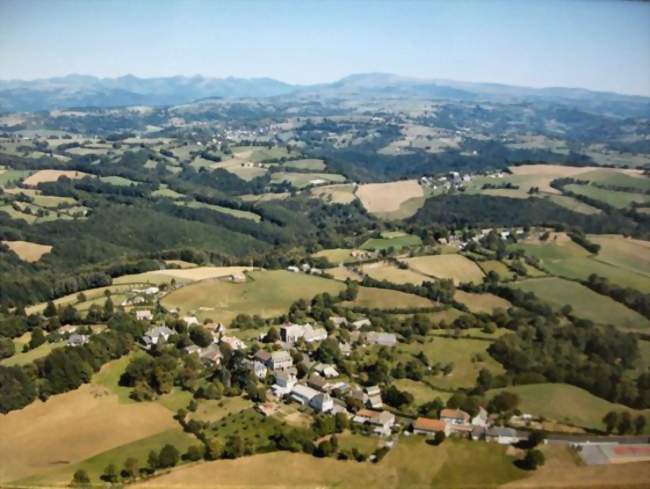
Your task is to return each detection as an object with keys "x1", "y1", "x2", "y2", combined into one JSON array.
[{"x1": 1, "y1": 0, "x2": 649, "y2": 95}]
